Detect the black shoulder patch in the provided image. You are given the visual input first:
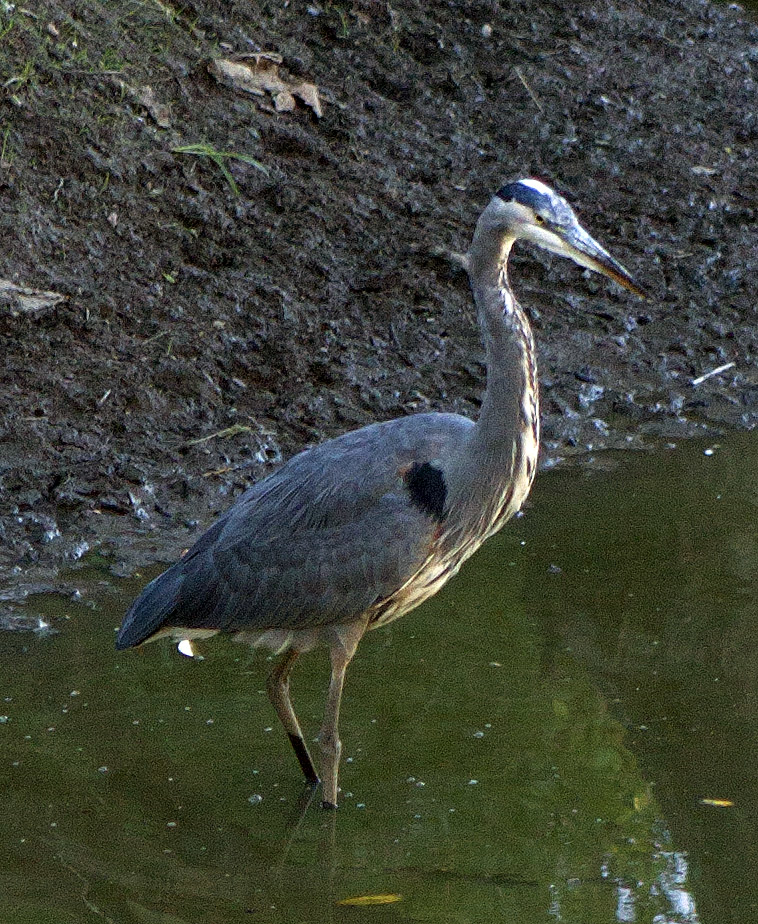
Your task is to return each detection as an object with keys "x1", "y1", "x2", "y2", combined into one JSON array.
[{"x1": 404, "y1": 462, "x2": 447, "y2": 521}]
